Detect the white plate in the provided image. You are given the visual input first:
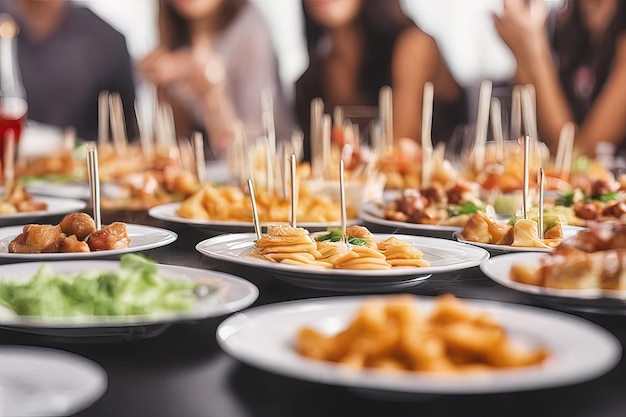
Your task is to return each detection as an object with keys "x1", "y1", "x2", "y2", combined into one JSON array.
[
  {"x1": 0, "y1": 196, "x2": 86, "y2": 226},
  {"x1": 149, "y1": 202, "x2": 360, "y2": 233},
  {"x1": 0, "y1": 260, "x2": 259, "y2": 329},
  {"x1": 359, "y1": 202, "x2": 462, "y2": 238},
  {"x1": 480, "y1": 253, "x2": 626, "y2": 314},
  {"x1": 24, "y1": 181, "x2": 124, "y2": 200},
  {"x1": 196, "y1": 233, "x2": 489, "y2": 292},
  {"x1": 217, "y1": 295, "x2": 621, "y2": 395},
  {"x1": 453, "y1": 226, "x2": 584, "y2": 253},
  {"x1": 0, "y1": 223, "x2": 177, "y2": 260},
  {"x1": 0, "y1": 345, "x2": 107, "y2": 416}
]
